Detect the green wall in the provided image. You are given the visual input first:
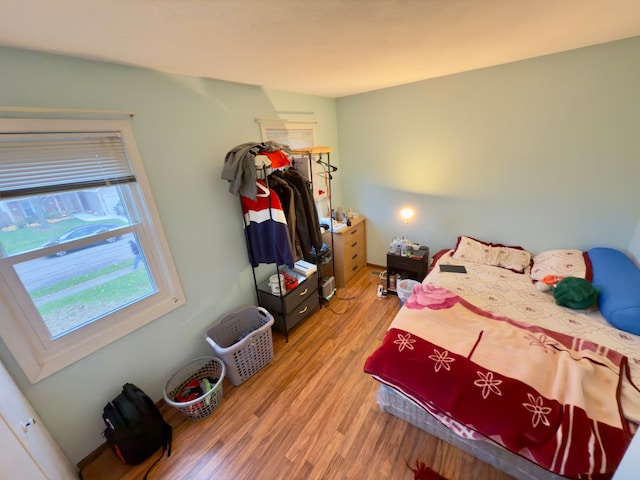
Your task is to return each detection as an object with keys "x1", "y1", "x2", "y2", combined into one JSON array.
[
  {"x1": 1, "y1": 36, "x2": 639, "y2": 463},
  {"x1": 0, "y1": 45, "x2": 338, "y2": 463},
  {"x1": 337, "y1": 37, "x2": 640, "y2": 265}
]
